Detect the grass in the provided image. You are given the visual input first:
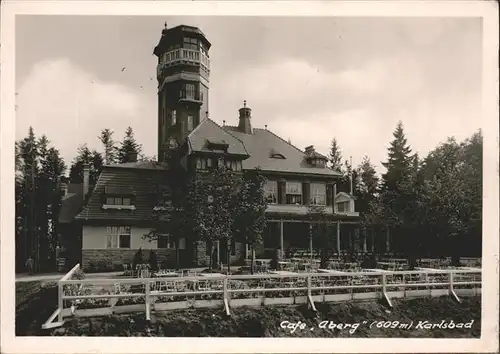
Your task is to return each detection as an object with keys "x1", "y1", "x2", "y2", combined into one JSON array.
[
  {"x1": 41, "y1": 296, "x2": 480, "y2": 337},
  {"x1": 16, "y1": 281, "x2": 58, "y2": 335}
]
